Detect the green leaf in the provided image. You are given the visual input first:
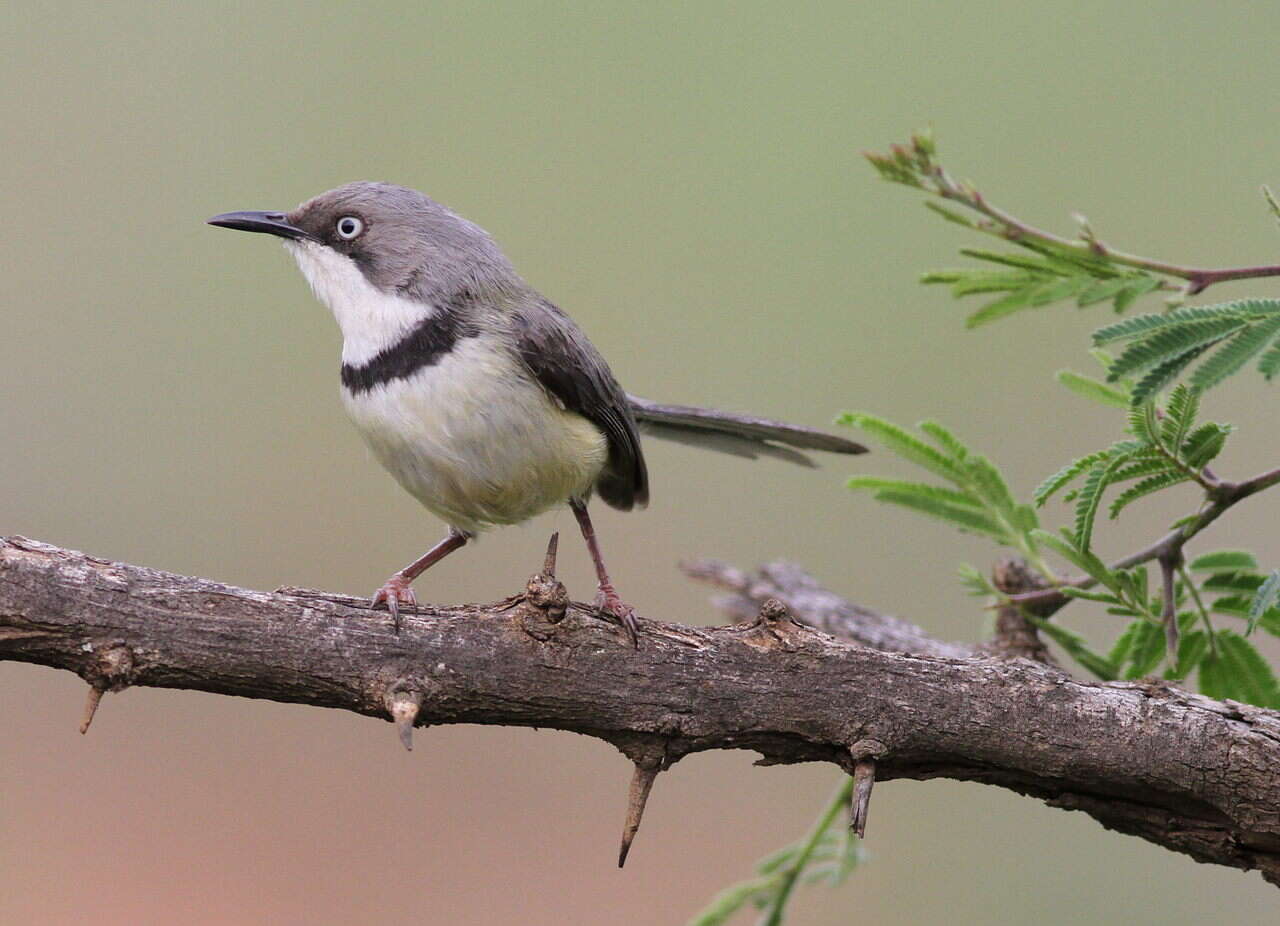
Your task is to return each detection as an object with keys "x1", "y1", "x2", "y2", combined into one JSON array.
[
  {"x1": 1107, "y1": 457, "x2": 1180, "y2": 485},
  {"x1": 1107, "y1": 621, "x2": 1141, "y2": 667},
  {"x1": 845, "y1": 477, "x2": 981, "y2": 509},
  {"x1": 687, "y1": 875, "x2": 777, "y2": 926},
  {"x1": 945, "y1": 271, "x2": 1037, "y2": 298},
  {"x1": 1126, "y1": 402, "x2": 1160, "y2": 444},
  {"x1": 754, "y1": 842, "x2": 801, "y2": 875},
  {"x1": 1059, "y1": 586, "x2": 1123, "y2": 604},
  {"x1": 1181, "y1": 422, "x2": 1232, "y2": 469},
  {"x1": 1033, "y1": 451, "x2": 1109, "y2": 507},
  {"x1": 1210, "y1": 594, "x2": 1257, "y2": 616},
  {"x1": 837, "y1": 414, "x2": 966, "y2": 483},
  {"x1": 1017, "y1": 238, "x2": 1114, "y2": 276},
  {"x1": 1074, "y1": 455, "x2": 1129, "y2": 552},
  {"x1": 1159, "y1": 385, "x2": 1200, "y2": 451},
  {"x1": 1077, "y1": 277, "x2": 1136, "y2": 308},
  {"x1": 965, "y1": 289, "x2": 1036, "y2": 328},
  {"x1": 1026, "y1": 274, "x2": 1090, "y2": 307},
  {"x1": 965, "y1": 455, "x2": 1017, "y2": 516},
  {"x1": 1203, "y1": 573, "x2": 1265, "y2": 592},
  {"x1": 1258, "y1": 337, "x2": 1280, "y2": 380},
  {"x1": 1112, "y1": 275, "x2": 1161, "y2": 313},
  {"x1": 923, "y1": 200, "x2": 979, "y2": 229},
  {"x1": 1118, "y1": 566, "x2": 1150, "y2": 609},
  {"x1": 1029, "y1": 529, "x2": 1115, "y2": 589},
  {"x1": 1189, "y1": 551, "x2": 1258, "y2": 572},
  {"x1": 1023, "y1": 615, "x2": 1118, "y2": 680},
  {"x1": 957, "y1": 563, "x2": 995, "y2": 596},
  {"x1": 1108, "y1": 471, "x2": 1191, "y2": 519},
  {"x1": 918, "y1": 420, "x2": 970, "y2": 460},
  {"x1": 1092, "y1": 300, "x2": 1274, "y2": 345},
  {"x1": 1011, "y1": 503, "x2": 1040, "y2": 533},
  {"x1": 1199, "y1": 631, "x2": 1280, "y2": 708},
  {"x1": 872, "y1": 490, "x2": 1010, "y2": 540},
  {"x1": 1129, "y1": 343, "x2": 1215, "y2": 404},
  {"x1": 958, "y1": 248, "x2": 1061, "y2": 273},
  {"x1": 1056, "y1": 370, "x2": 1130, "y2": 408},
  {"x1": 1209, "y1": 595, "x2": 1280, "y2": 637},
  {"x1": 1122, "y1": 621, "x2": 1166, "y2": 679},
  {"x1": 1189, "y1": 315, "x2": 1280, "y2": 391},
  {"x1": 1249, "y1": 571, "x2": 1280, "y2": 635},
  {"x1": 1167, "y1": 630, "x2": 1210, "y2": 680}
]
